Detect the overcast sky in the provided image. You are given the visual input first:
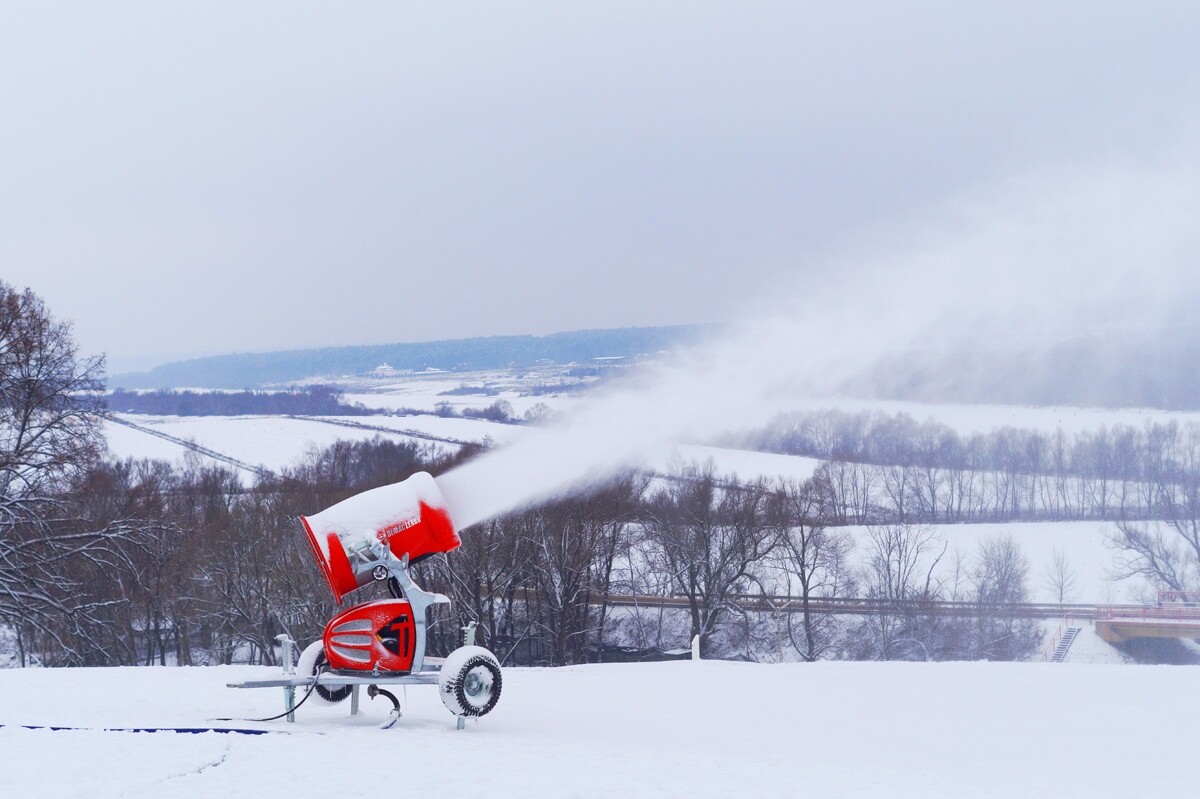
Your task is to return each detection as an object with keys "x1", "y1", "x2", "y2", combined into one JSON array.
[{"x1": 2, "y1": 2, "x2": 1198, "y2": 373}]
